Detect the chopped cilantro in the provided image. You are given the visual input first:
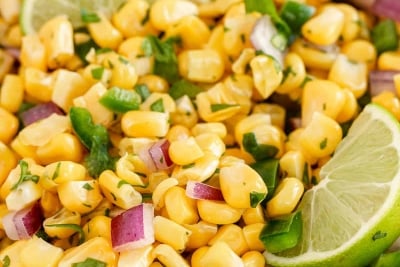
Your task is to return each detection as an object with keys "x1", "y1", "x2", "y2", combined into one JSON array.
[
  {"x1": 11, "y1": 160, "x2": 40, "y2": 190},
  {"x1": 72, "y1": 257, "x2": 107, "y2": 267}
]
